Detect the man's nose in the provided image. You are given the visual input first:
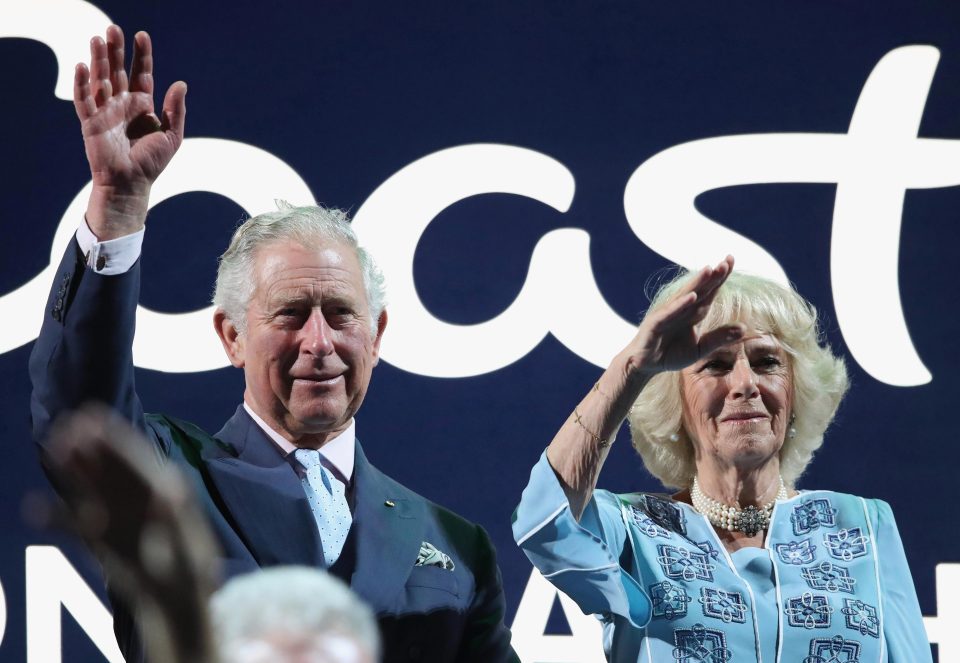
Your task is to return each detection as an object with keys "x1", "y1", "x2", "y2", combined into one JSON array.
[
  {"x1": 729, "y1": 359, "x2": 759, "y2": 400},
  {"x1": 302, "y1": 309, "x2": 335, "y2": 355}
]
